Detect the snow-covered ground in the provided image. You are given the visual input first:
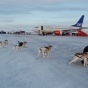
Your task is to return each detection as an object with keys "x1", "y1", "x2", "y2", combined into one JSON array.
[{"x1": 0, "y1": 34, "x2": 88, "y2": 88}]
